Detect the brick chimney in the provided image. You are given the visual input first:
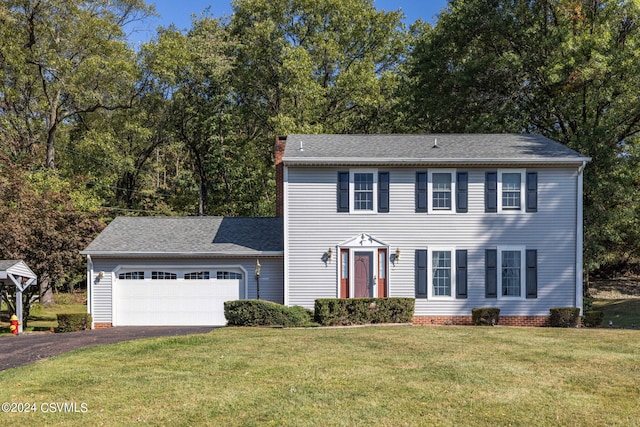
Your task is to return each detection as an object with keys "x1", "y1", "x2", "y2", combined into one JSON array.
[{"x1": 275, "y1": 136, "x2": 287, "y2": 217}]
